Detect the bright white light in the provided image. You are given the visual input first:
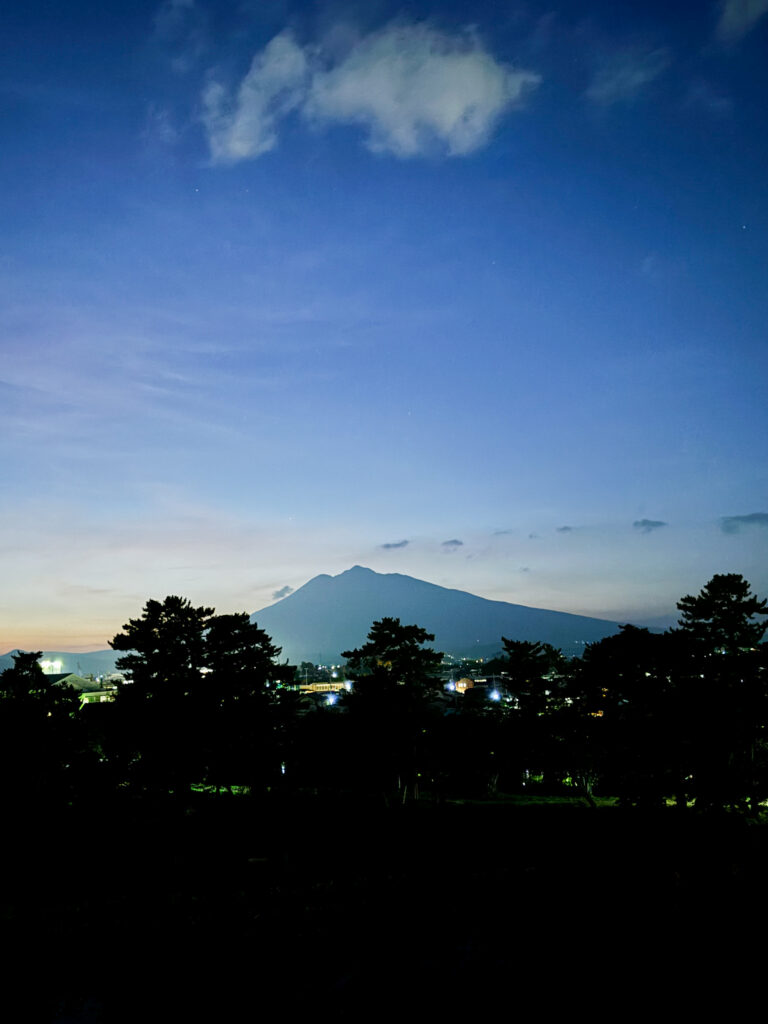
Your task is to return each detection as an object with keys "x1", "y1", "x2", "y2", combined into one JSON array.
[
  {"x1": 326, "y1": 693, "x2": 338, "y2": 706},
  {"x1": 489, "y1": 689, "x2": 501, "y2": 701},
  {"x1": 446, "y1": 680, "x2": 455, "y2": 691}
]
